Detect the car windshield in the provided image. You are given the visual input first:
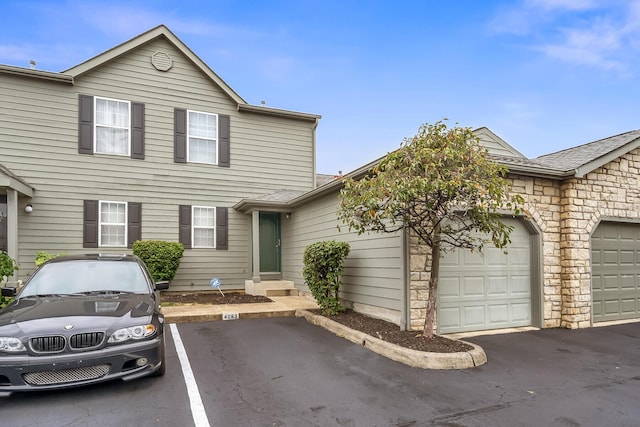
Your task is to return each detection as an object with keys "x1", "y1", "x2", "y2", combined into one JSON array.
[{"x1": 20, "y1": 260, "x2": 151, "y2": 297}]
